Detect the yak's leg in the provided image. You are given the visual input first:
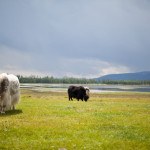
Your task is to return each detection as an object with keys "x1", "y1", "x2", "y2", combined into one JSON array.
[
  {"x1": 11, "y1": 91, "x2": 20, "y2": 111},
  {"x1": 0, "y1": 105, "x2": 2, "y2": 113},
  {"x1": 1, "y1": 92, "x2": 10, "y2": 114},
  {"x1": 69, "y1": 97, "x2": 71, "y2": 101},
  {"x1": 69, "y1": 96, "x2": 72, "y2": 101},
  {"x1": 13, "y1": 105, "x2": 15, "y2": 110},
  {"x1": 0, "y1": 103, "x2": 5, "y2": 114},
  {"x1": 69, "y1": 97, "x2": 73, "y2": 101},
  {"x1": 1, "y1": 105, "x2": 6, "y2": 114}
]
